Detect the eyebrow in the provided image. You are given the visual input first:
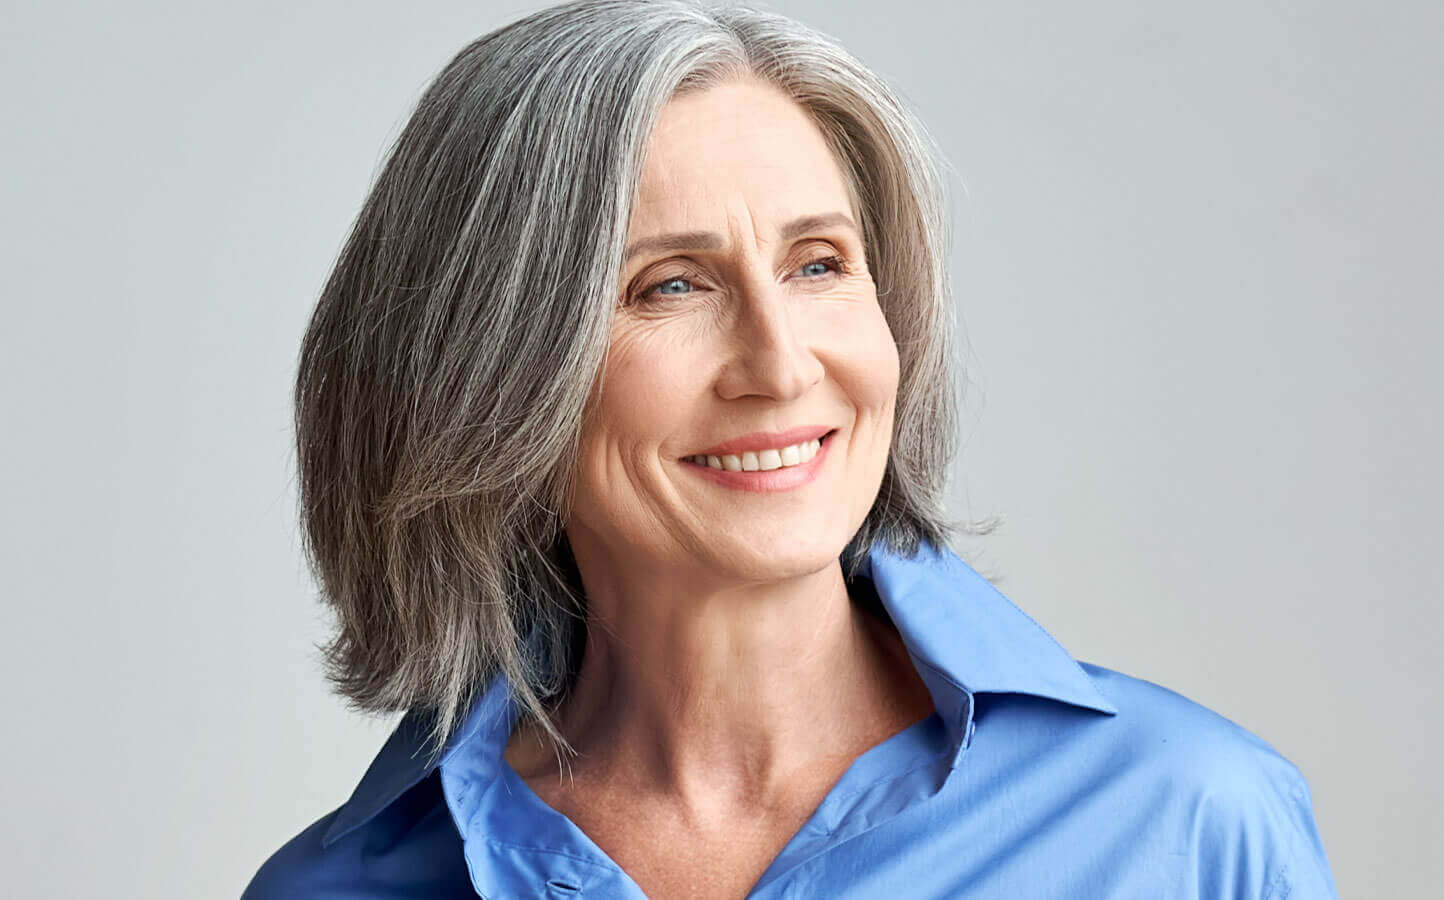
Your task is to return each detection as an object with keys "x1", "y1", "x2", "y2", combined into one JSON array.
[{"x1": 622, "y1": 211, "x2": 859, "y2": 263}]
